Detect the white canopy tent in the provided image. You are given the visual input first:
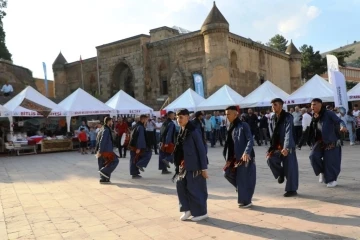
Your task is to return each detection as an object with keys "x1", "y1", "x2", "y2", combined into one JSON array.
[
  {"x1": 286, "y1": 75, "x2": 334, "y2": 104},
  {"x1": 240, "y1": 80, "x2": 290, "y2": 108},
  {"x1": 106, "y1": 90, "x2": 153, "y2": 114},
  {"x1": 4, "y1": 86, "x2": 67, "y2": 132},
  {"x1": 164, "y1": 88, "x2": 205, "y2": 112},
  {"x1": 197, "y1": 85, "x2": 244, "y2": 111},
  {"x1": 59, "y1": 88, "x2": 116, "y2": 132},
  {"x1": 348, "y1": 83, "x2": 360, "y2": 102},
  {"x1": 0, "y1": 104, "x2": 10, "y2": 117}
]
